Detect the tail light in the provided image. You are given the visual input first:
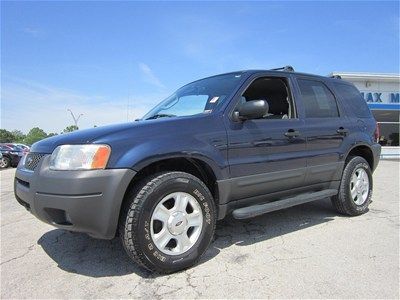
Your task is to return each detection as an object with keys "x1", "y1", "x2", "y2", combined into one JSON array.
[{"x1": 374, "y1": 122, "x2": 380, "y2": 142}]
